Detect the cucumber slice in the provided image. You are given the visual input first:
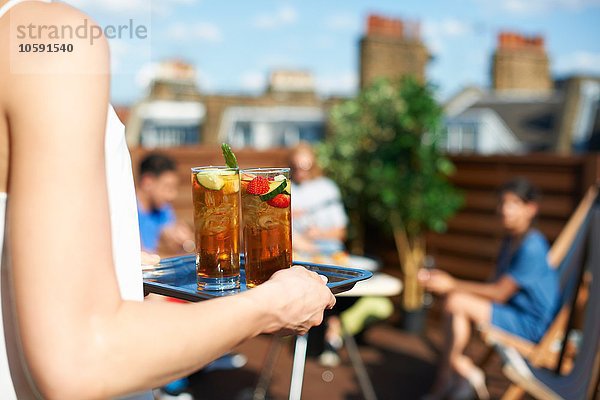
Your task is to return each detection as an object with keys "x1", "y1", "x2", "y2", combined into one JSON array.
[
  {"x1": 196, "y1": 172, "x2": 225, "y2": 190},
  {"x1": 267, "y1": 180, "x2": 281, "y2": 192},
  {"x1": 222, "y1": 178, "x2": 240, "y2": 194},
  {"x1": 259, "y1": 180, "x2": 287, "y2": 201}
]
